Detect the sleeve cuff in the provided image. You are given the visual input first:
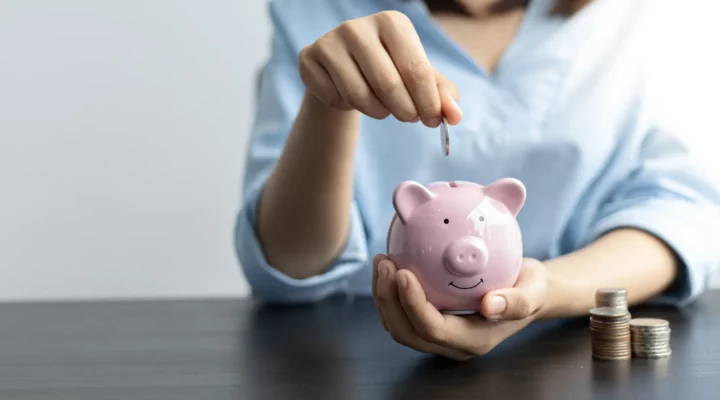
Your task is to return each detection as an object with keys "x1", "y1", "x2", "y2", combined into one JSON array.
[
  {"x1": 234, "y1": 178, "x2": 369, "y2": 303},
  {"x1": 589, "y1": 198, "x2": 720, "y2": 308}
]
